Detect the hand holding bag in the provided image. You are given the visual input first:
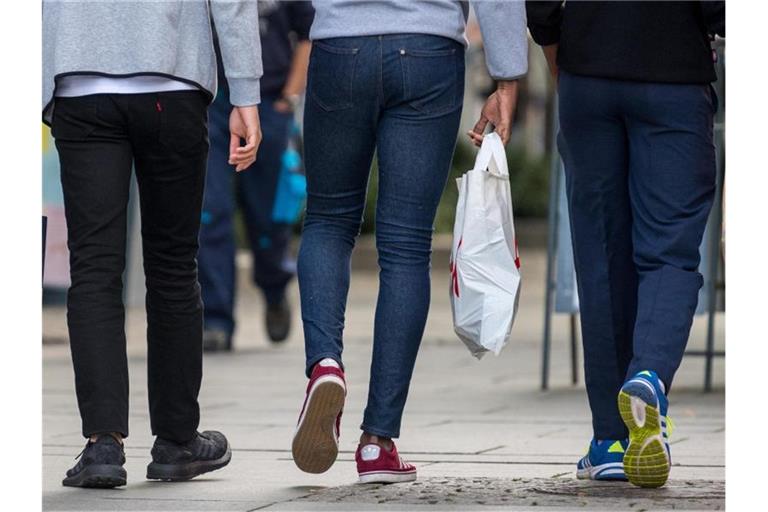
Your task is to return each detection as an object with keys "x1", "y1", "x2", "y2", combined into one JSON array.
[{"x1": 449, "y1": 133, "x2": 522, "y2": 358}]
